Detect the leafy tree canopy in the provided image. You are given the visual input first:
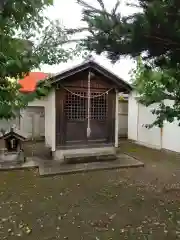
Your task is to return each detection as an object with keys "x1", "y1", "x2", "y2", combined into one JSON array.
[
  {"x1": 131, "y1": 57, "x2": 180, "y2": 128},
  {"x1": 0, "y1": 0, "x2": 81, "y2": 119},
  {"x1": 67, "y1": 0, "x2": 180, "y2": 127}
]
